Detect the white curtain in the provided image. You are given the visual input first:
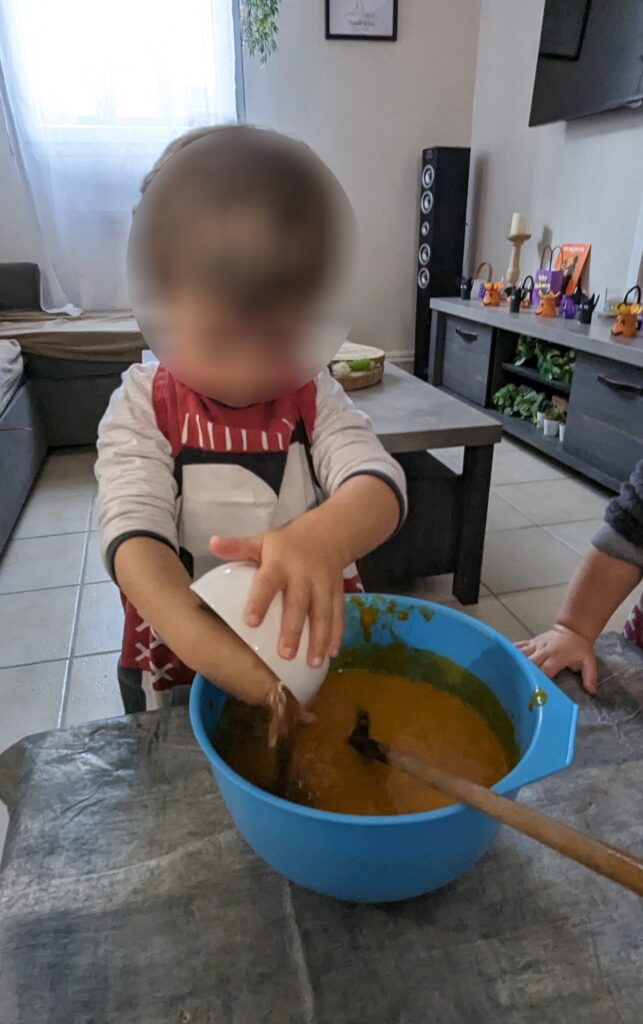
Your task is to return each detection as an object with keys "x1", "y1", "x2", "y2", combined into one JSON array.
[{"x1": 0, "y1": 0, "x2": 238, "y2": 312}]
